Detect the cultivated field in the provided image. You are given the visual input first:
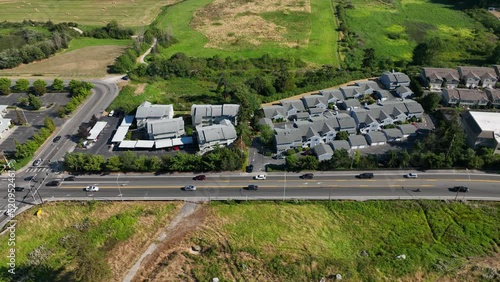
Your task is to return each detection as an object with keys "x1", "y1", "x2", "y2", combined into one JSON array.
[
  {"x1": 0, "y1": 38, "x2": 130, "y2": 78},
  {"x1": 0, "y1": 201, "x2": 181, "y2": 281},
  {"x1": 0, "y1": 0, "x2": 180, "y2": 27},
  {"x1": 345, "y1": 0, "x2": 483, "y2": 61},
  {"x1": 136, "y1": 201, "x2": 500, "y2": 281},
  {"x1": 154, "y1": 0, "x2": 339, "y2": 65}
]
